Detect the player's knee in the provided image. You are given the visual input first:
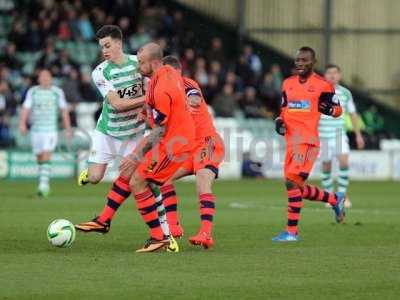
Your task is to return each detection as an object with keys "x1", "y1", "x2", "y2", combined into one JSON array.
[
  {"x1": 88, "y1": 173, "x2": 103, "y2": 184},
  {"x1": 129, "y1": 171, "x2": 145, "y2": 191}
]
